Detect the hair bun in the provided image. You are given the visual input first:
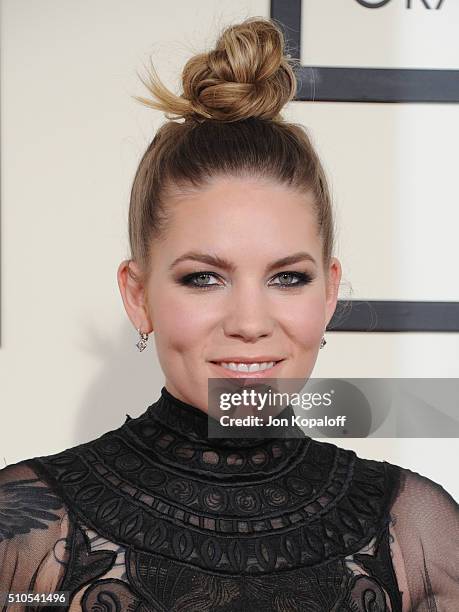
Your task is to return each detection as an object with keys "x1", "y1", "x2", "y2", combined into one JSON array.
[
  {"x1": 182, "y1": 17, "x2": 297, "y2": 122},
  {"x1": 134, "y1": 17, "x2": 298, "y2": 123}
]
